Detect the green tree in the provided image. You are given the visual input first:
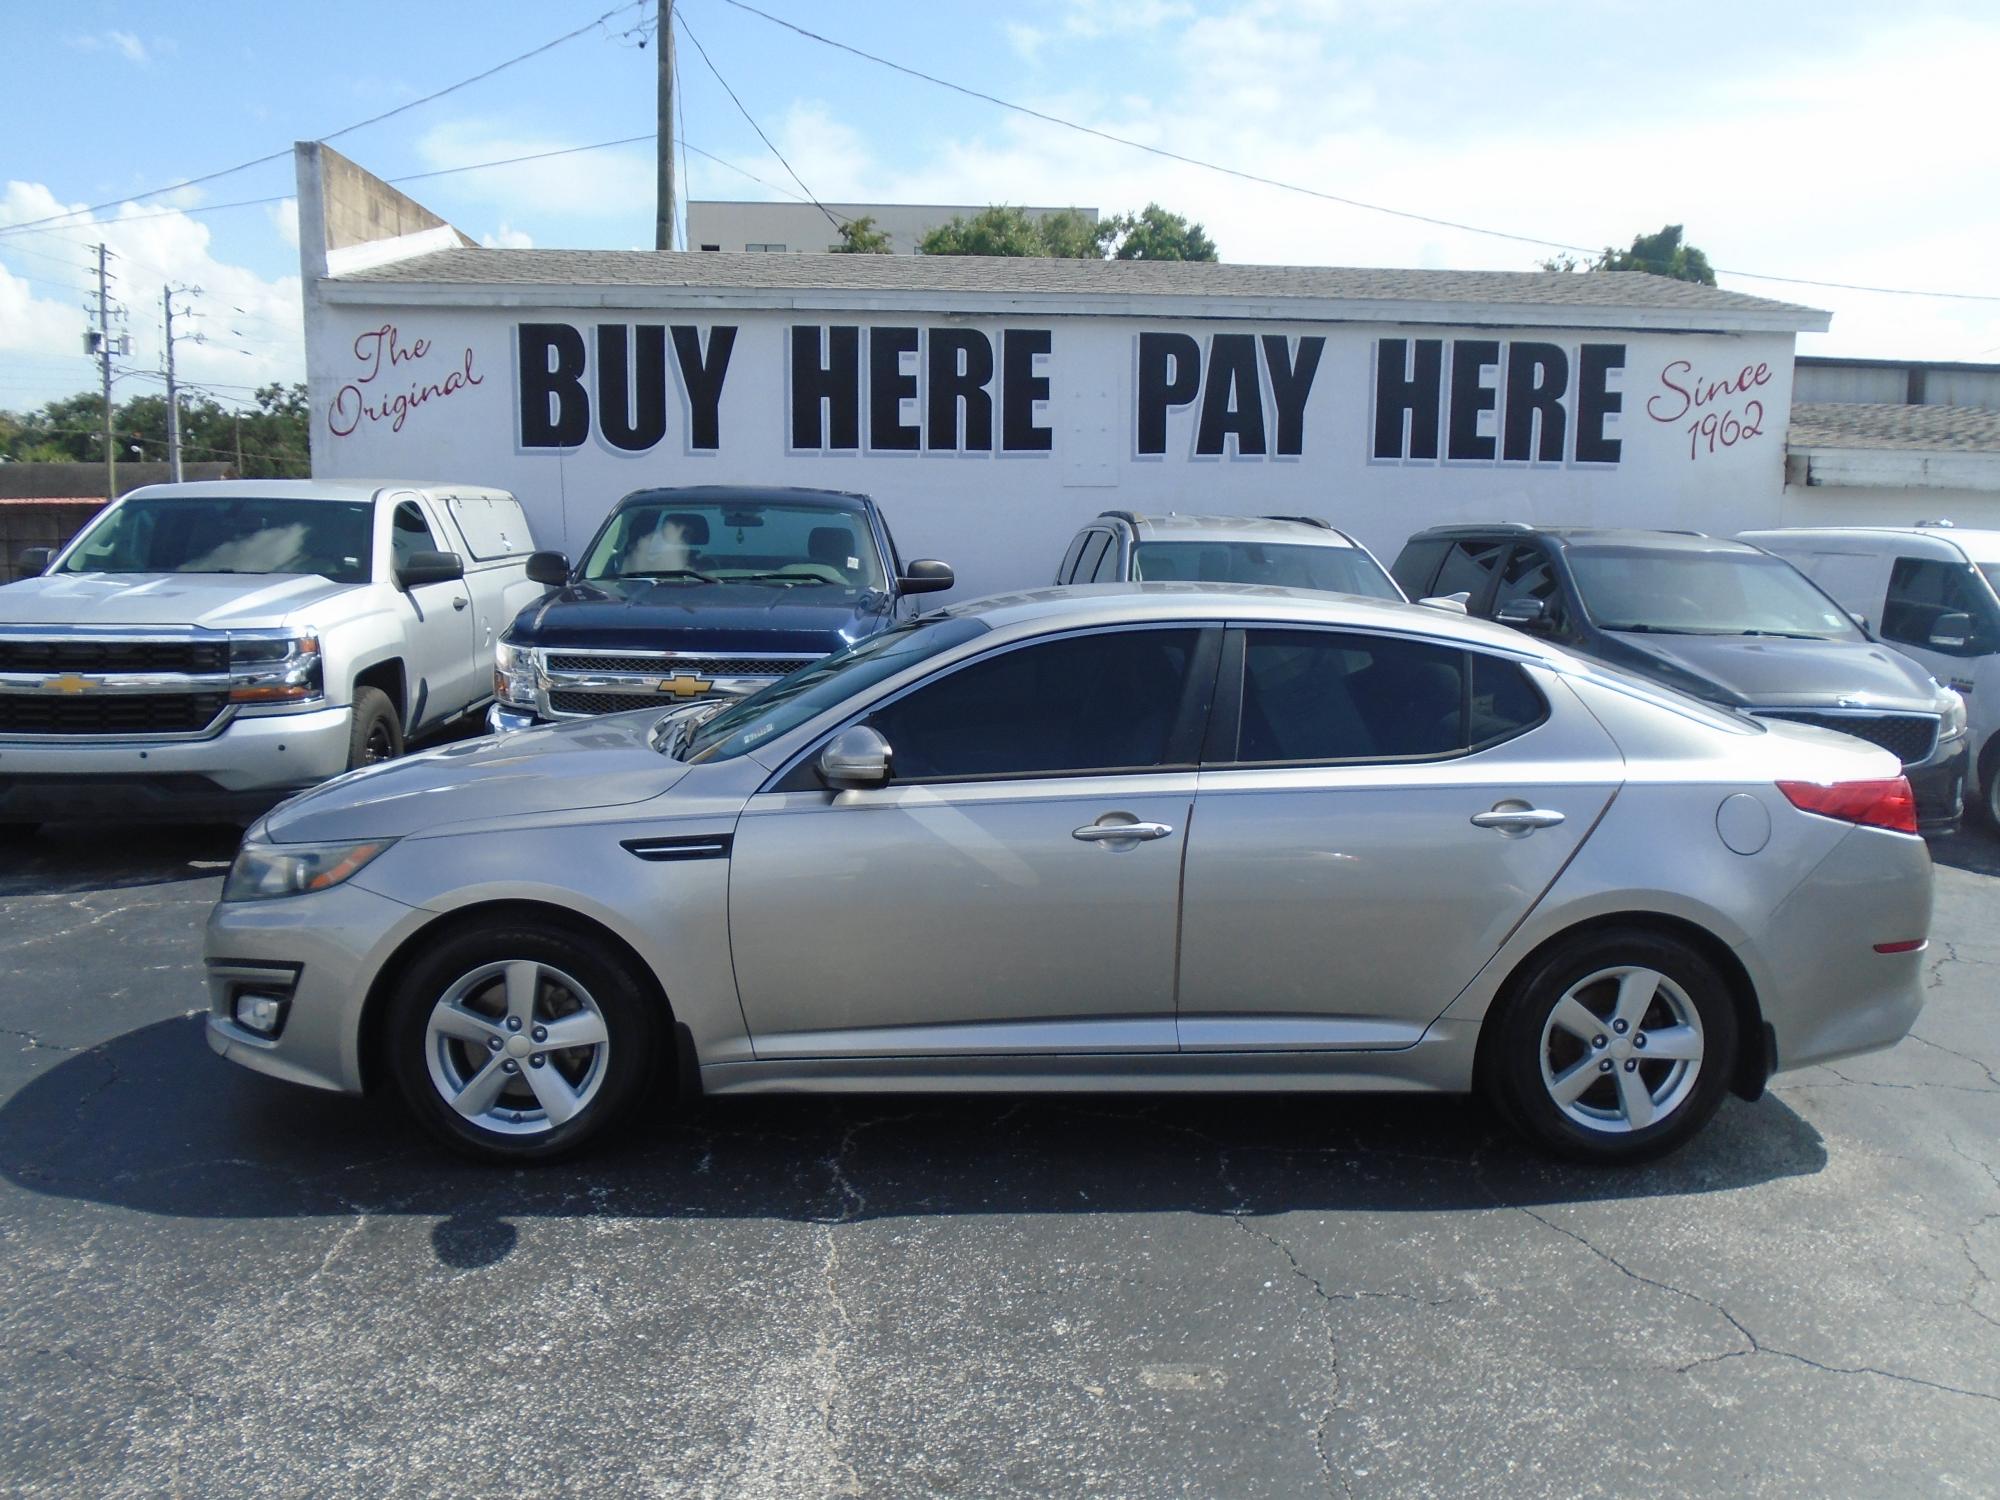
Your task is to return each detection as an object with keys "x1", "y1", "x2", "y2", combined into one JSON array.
[
  {"x1": 1540, "y1": 225, "x2": 1716, "y2": 285},
  {"x1": 1105, "y1": 203, "x2": 1218, "y2": 261},
  {"x1": 831, "y1": 215, "x2": 892, "y2": 254},
  {"x1": 920, "y1": 205, "x2": 1063, "y2": 257},
  {"x1": 0, "y1": 382, "x2": 312, "y2": 478}
]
